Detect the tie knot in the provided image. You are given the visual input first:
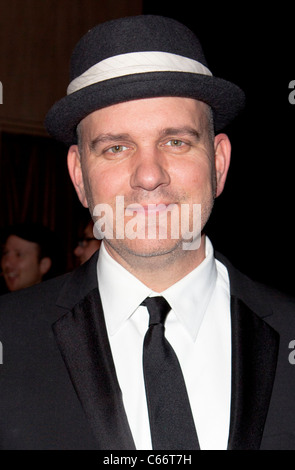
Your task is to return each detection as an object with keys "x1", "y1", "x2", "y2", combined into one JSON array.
[{"x1": 141, "y1": 296, "x2": 171, "y2": 326}]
